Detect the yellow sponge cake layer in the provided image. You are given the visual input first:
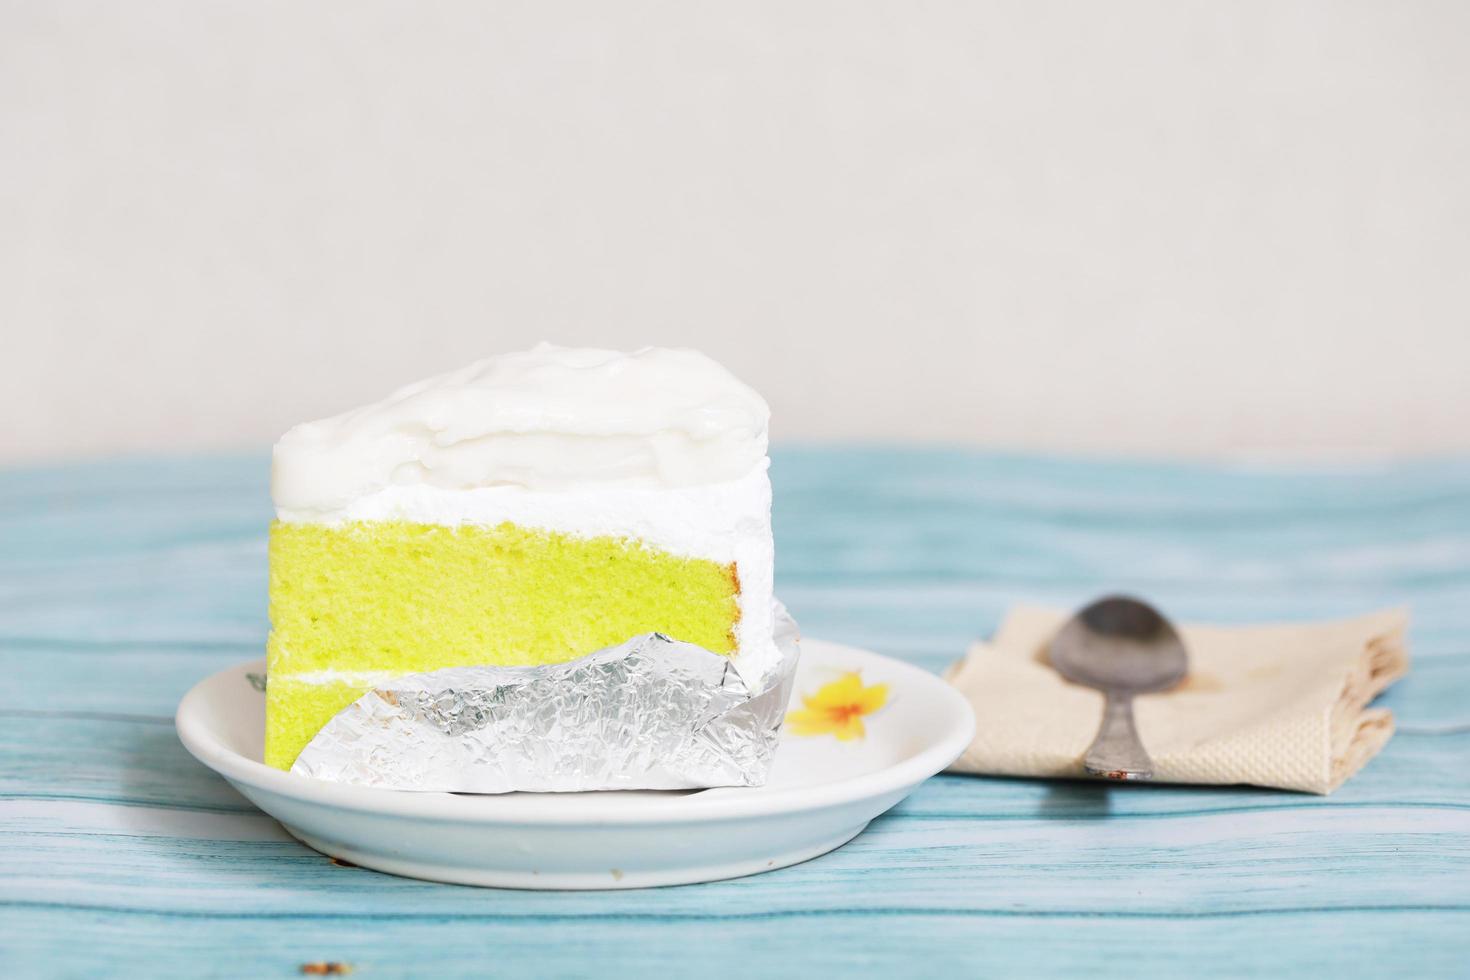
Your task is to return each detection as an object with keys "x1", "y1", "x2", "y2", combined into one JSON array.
[
  {"x1": 265, "y1": 519, "x2": 741, "y2": 769},
  {"x1": 264, "y1": 676, "x2": 380, "y2": 774}
]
